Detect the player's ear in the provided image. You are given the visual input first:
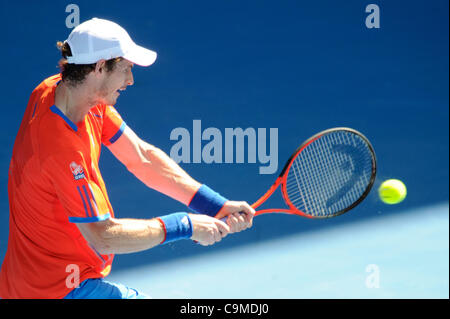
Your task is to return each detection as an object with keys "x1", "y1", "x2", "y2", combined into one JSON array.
[{"x1": 94, "y1": 59, "x2": 107, "y2": 74}]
